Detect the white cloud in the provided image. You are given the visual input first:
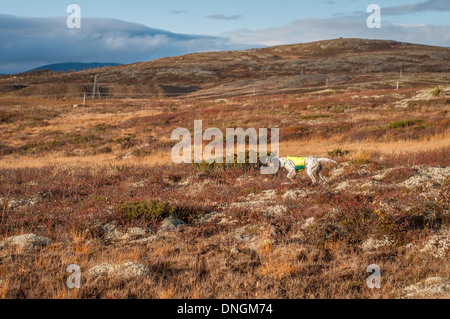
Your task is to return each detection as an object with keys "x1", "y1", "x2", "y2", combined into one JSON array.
[
  {"x1": 0, "y1": 15, "x2": 246, "y2": 73},
  {"x1": 222, "y1": 16, "x2": 450, "y2": 47},
  {"x1": 207, "y1": 14, "x2": 242, "y2": 21}
]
